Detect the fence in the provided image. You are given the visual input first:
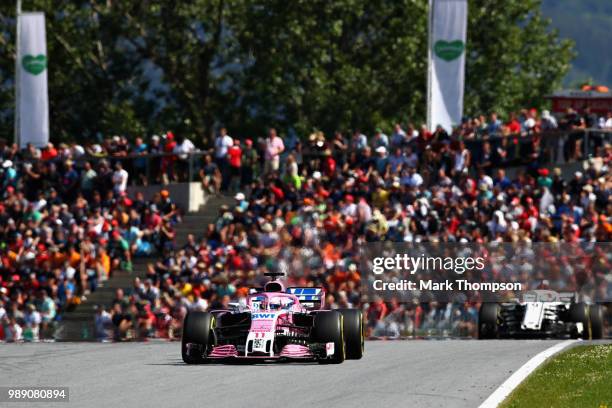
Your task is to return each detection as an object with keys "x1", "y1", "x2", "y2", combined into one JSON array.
[
  {"x1": 463, "y1": 128, "x2": 611, "y2": 168},
  {"x1": 301, "y1": 128, "x2": 612, "y2": 176},
  {"x1": 10, "y1": 128, "x2": 612, "y2": 186}
]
